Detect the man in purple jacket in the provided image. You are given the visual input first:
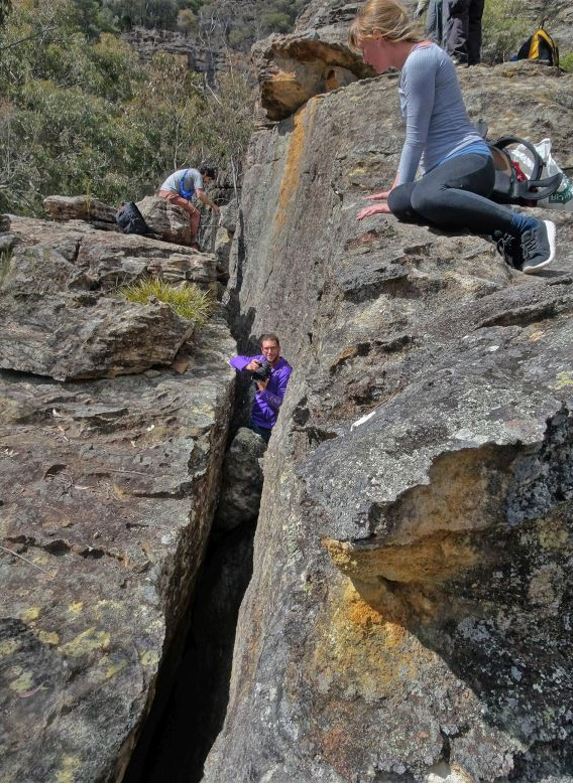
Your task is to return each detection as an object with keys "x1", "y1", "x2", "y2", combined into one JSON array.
[{"x1": 229, "y1": 334, "x2": 293, "y2": 443}]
